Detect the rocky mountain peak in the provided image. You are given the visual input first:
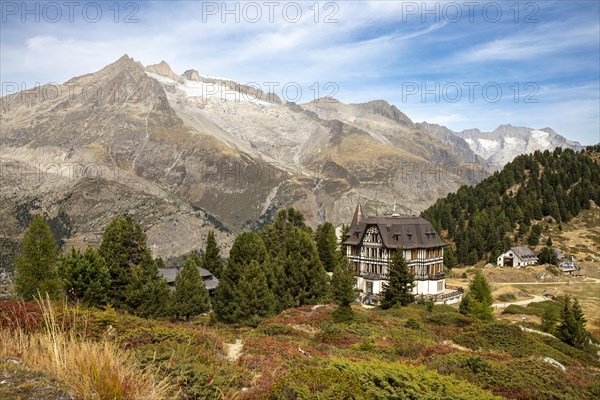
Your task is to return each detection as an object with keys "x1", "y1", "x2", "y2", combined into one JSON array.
[
  {"x1": 357, "y1": 100, "x2": 413, "y2": 126},
  {"x1": 146, "y1": 60, "x2": 183, "y2": 83},
  {"x1": 182, "y1": 69, "x2": 201, "y2": 81}
]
